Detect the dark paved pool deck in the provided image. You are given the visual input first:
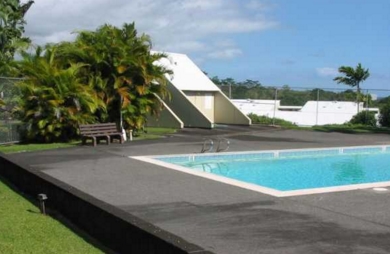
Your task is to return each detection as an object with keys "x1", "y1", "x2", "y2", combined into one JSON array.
[{"x1": 9, "y1": 126, "x2": 390, "y2": 253}]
